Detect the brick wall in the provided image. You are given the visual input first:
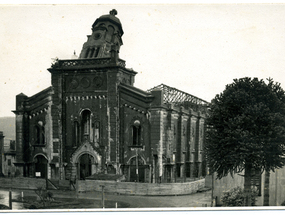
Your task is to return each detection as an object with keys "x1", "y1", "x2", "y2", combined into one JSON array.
[
  {"x1": 0, "y1": 177, "x2": 46, "y2": 190},
  {"x1": 78, "y1": 178, "x2": 205, "y2": 196}
]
